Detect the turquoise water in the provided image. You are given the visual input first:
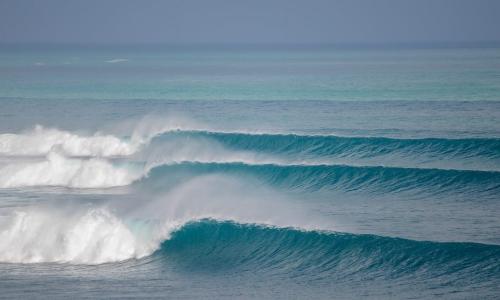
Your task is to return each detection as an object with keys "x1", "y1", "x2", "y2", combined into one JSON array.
[
  {"x1": 1, "y1": 45, "x2": 500, "y2": 101},
  {"x1": 0, "y1": 46, "x2": 499, "y2": 299}
]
